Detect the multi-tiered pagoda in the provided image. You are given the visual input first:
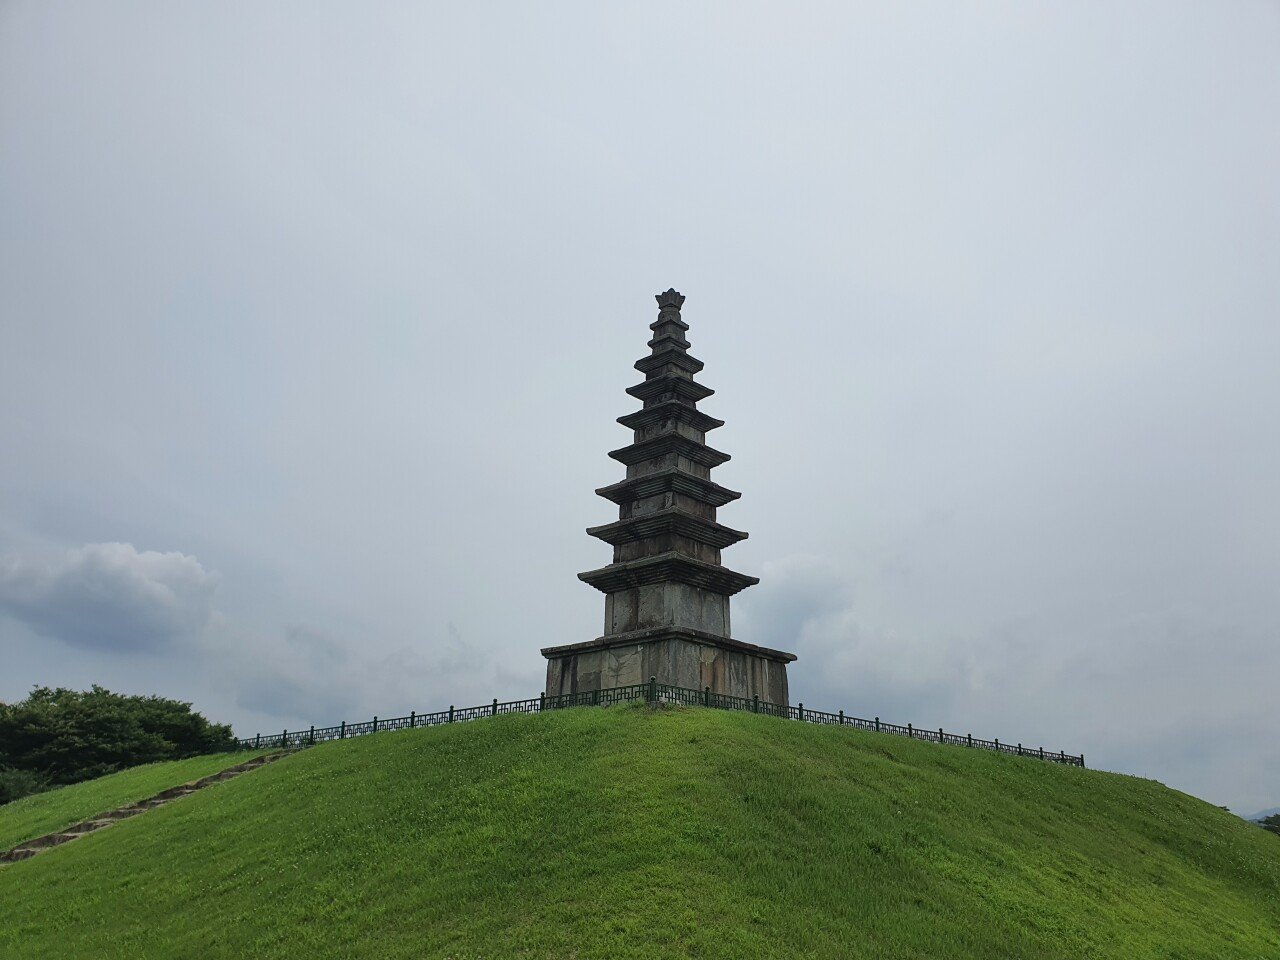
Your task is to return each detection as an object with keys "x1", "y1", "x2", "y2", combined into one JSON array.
[{"x1": 542, "y1": 289, "x2": 796, "y2": 703}]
